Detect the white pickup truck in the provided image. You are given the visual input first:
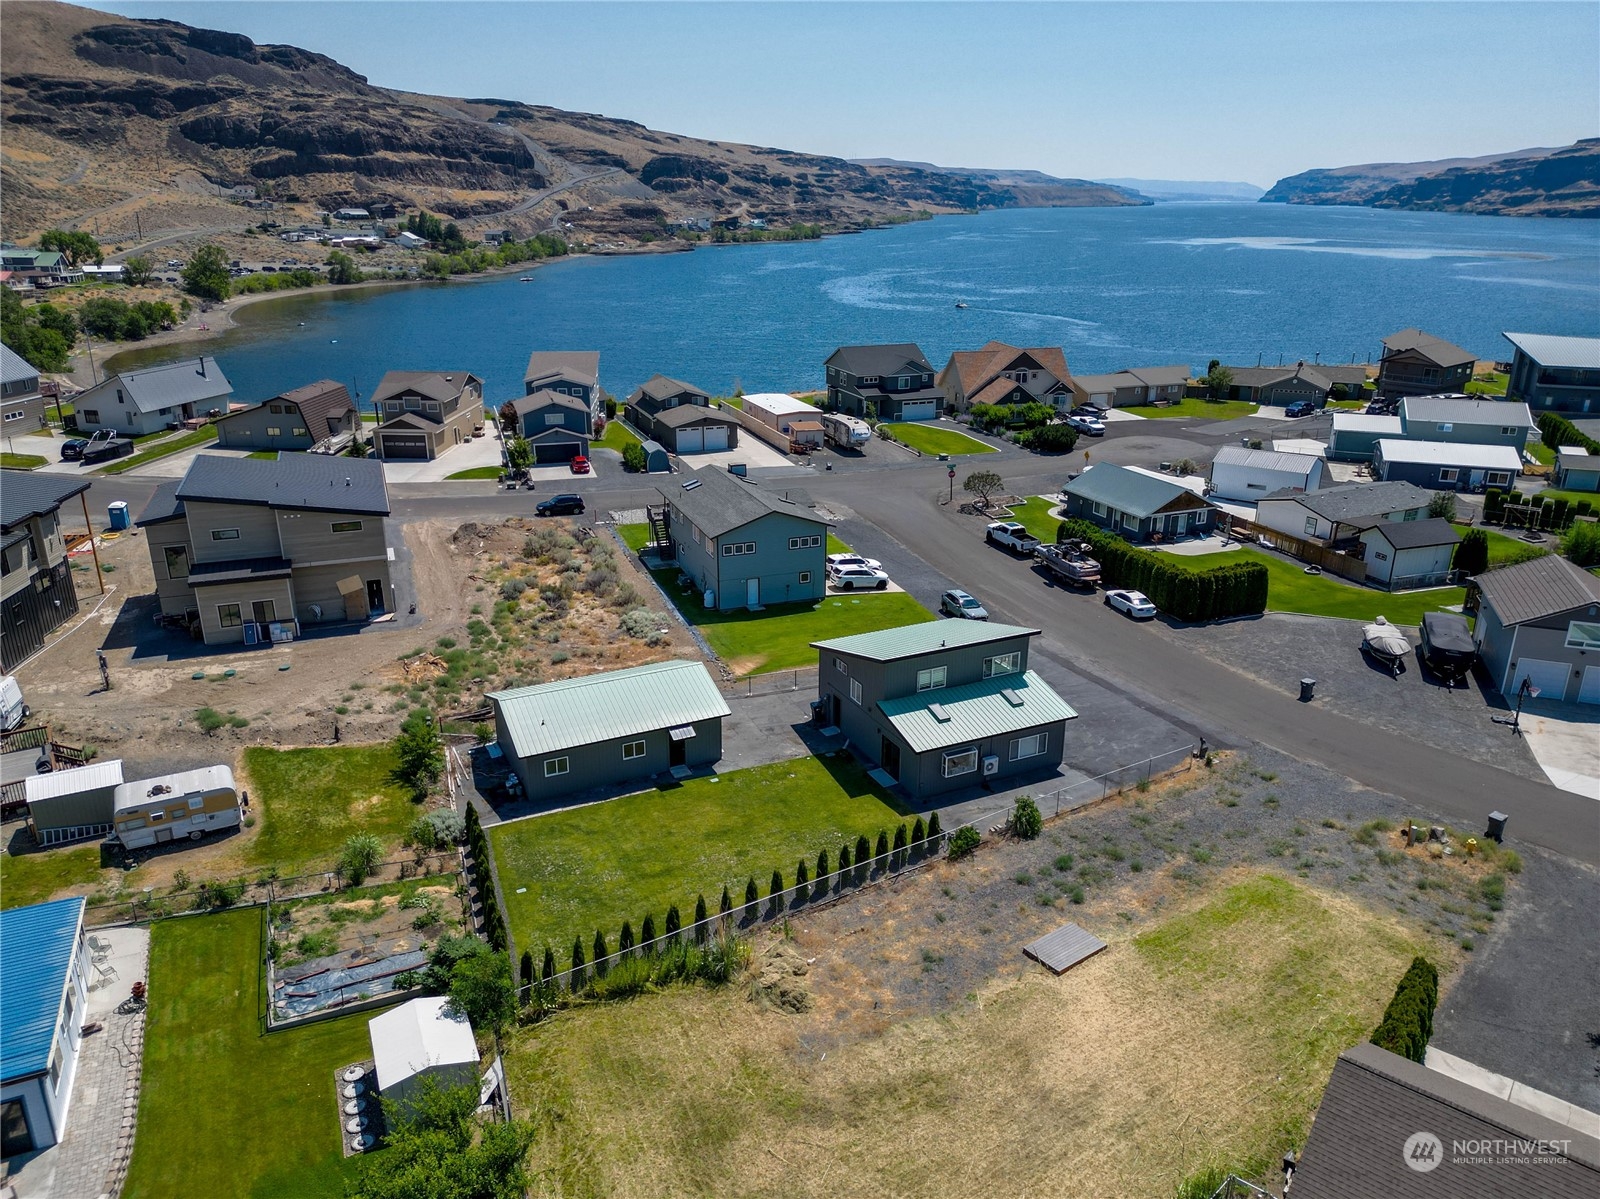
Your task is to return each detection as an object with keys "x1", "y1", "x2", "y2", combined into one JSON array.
[{"x1": 984, "y1": 521, "x2": 1041, "y2": 556}]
